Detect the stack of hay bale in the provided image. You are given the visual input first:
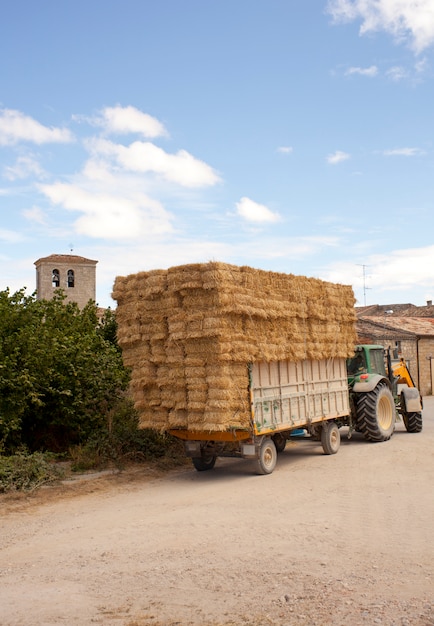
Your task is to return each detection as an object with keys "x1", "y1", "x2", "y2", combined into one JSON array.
[{"x1": 112, "y1": 262, "x2": 356, "y2": 432}]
